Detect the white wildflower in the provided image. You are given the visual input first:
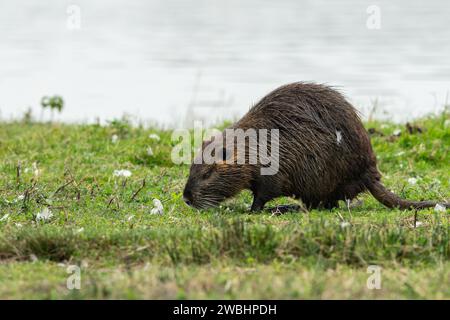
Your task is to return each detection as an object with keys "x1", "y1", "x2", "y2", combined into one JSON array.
[
  {"x1": 13, "y1": 195, "x2": 25, "y2": 203},
  {"x1": 392, "y1": 129, "x2": 401, "y2": 136},
  {"x1": 0, "y1": 214, "x2": 9, "y2": 222},
  {"x1": 147, "y1": 147, "x2": 154, "y2": 156},
  {"x1": 15, "y1": 223, "x2": 23, "y2": 228},
  {"x1": 414, "y1": 221, "x2": 423, "y2": 228},
  {"x1": 148, "y1": 133, "x2": 160, "y2": 141},
  {"x1": 32, "y1": 162, "x2": 40, "y2": 177},
  {"x1": 150, "y1": 199, "x2": 164, "y2": 215},
  {"x1": 111, "y1": 134, "x2": 119, "y2": 143},
  {"x1": 336, "y1": 130, "x2": 342, "y2": 145},
  {"x1": 434, "y1": 203, "x2": 446, "y2": 213},
  {"x1": 127, "y1": 215, "x2": 134, "y2": 222},
  {"x1": 113, "y1": 169, "x2": 132, "y2": 178},
  {"x1": 36, "y1": 207, "x2": 53, "y2": 222},
  {"x1": 340, "y1": 221, "x2": 351, "y2": 228},
  {"x1": 75, "y1": 227, "x2": 84, "y2": 234},
  {"x1": 407, "y1": 177, "x2": 418, "y2": 185}
]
